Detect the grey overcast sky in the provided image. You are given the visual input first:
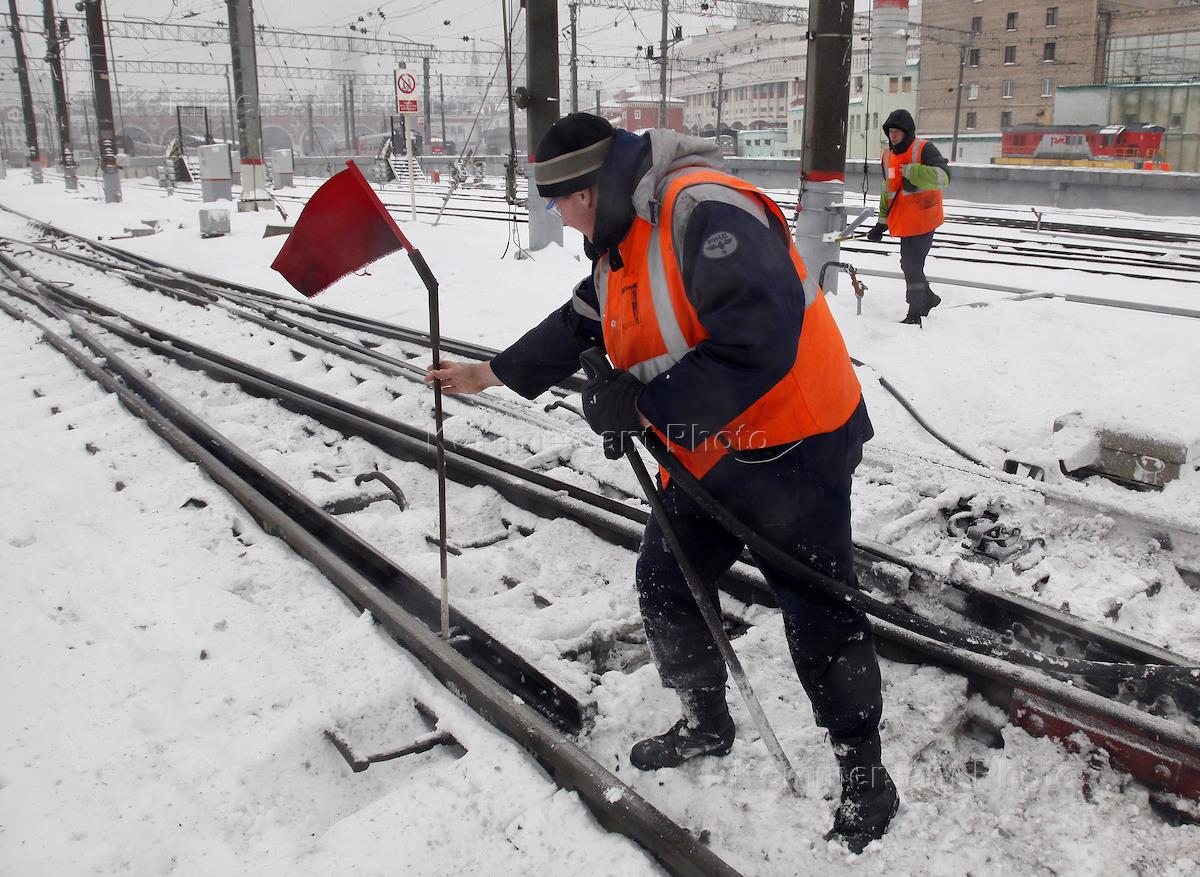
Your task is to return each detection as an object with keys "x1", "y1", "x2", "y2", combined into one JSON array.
[{"x1": 5, "y1": 1, "x2": 719, "y2": 97}]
